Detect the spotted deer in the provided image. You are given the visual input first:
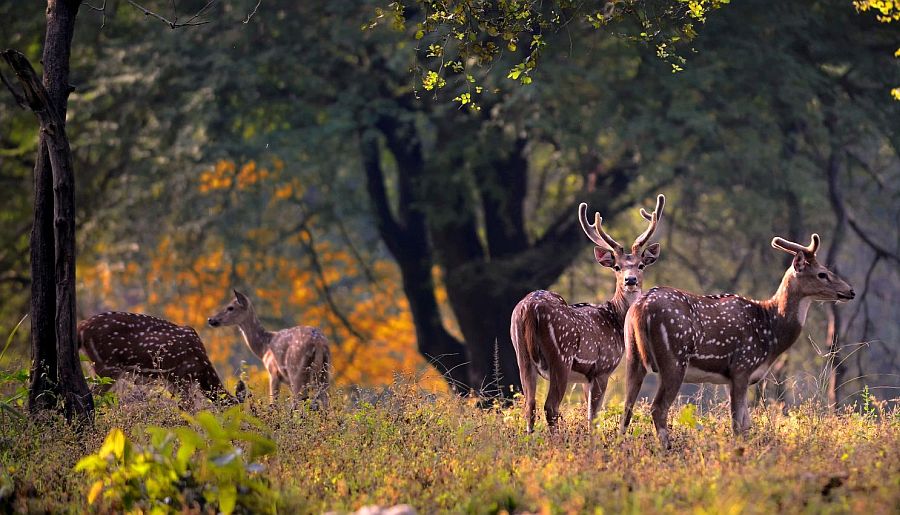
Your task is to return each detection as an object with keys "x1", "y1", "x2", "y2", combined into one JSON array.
[
  {"x1": 510, "y1": 194, "x2": 666, "y2": 432},
  {"x1": 620, "y1": 234, "x2": 855, "y2": 448},
  {"x1": 208, "y1": 290, "x2": 331, "y2": 408},
  {"x1": 78, "y1": 312, "x2": 246, "y2": 406}
]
